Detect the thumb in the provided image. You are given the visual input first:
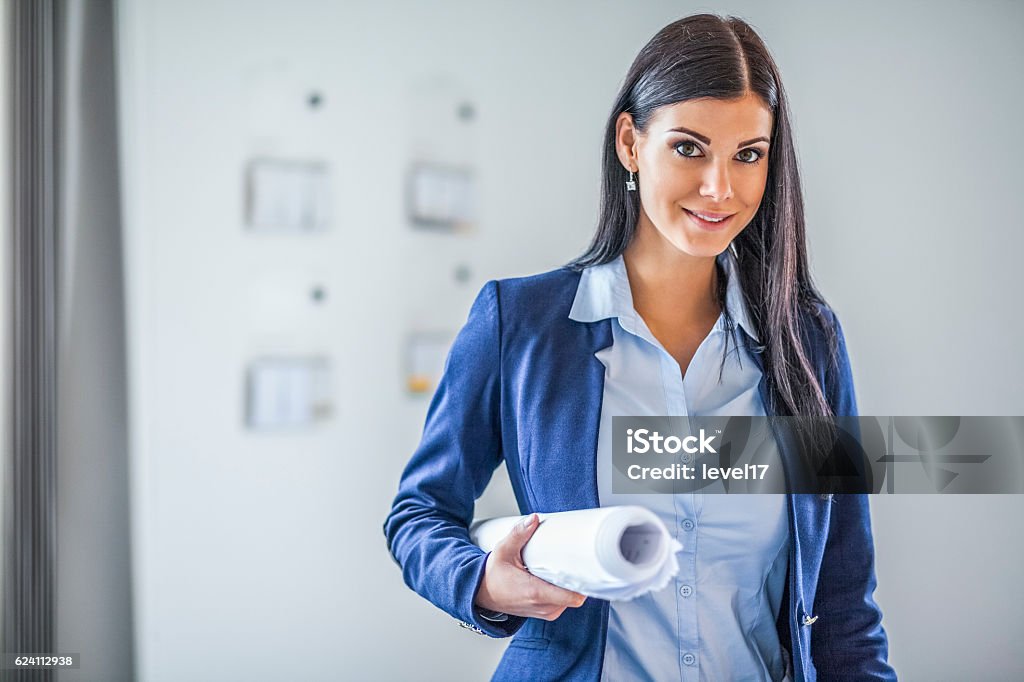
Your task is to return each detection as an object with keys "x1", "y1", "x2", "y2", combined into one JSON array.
[{"x1": 494, "y1": 513, "x2": 539, "y2": 563}]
